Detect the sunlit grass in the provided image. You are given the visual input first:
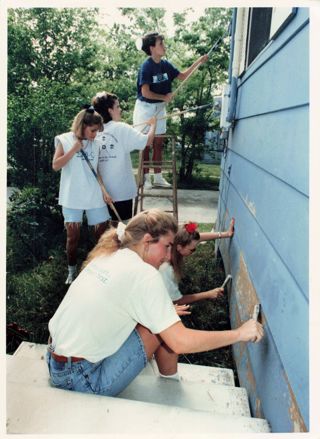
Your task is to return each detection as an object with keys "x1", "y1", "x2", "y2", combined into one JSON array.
[{"x1": 130, "y1": 151, "x2": 221, "y2": 190}]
